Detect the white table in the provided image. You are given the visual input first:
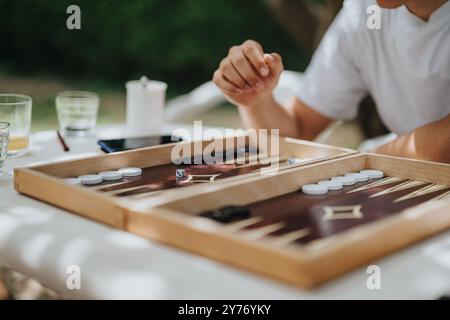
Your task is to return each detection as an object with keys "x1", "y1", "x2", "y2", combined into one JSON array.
[{"x1": 1, "y1": 124, "x2": 449, "y2": 299}]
